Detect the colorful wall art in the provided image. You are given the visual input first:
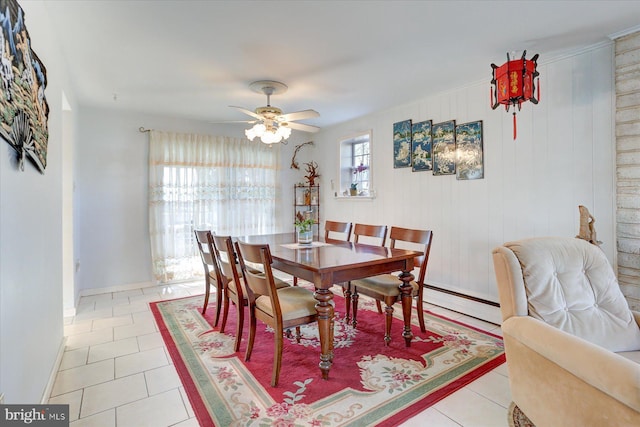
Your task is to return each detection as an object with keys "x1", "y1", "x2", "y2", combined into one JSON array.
[
  {"x1": 0, "y1": 0, "x2": 49, "y2": 173},
  {"x1": 455, "y1": 120, "x2": 484, "y2": 180},
  {"x1": 393, "y1": 119, "x2": 412, "y2": 168},
  {"x1": 411, "y1": 120, "x2": 432, "y2": 172},
  {"x1": 432, "y1": 120, "x2": 456, "y2": 176}
]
